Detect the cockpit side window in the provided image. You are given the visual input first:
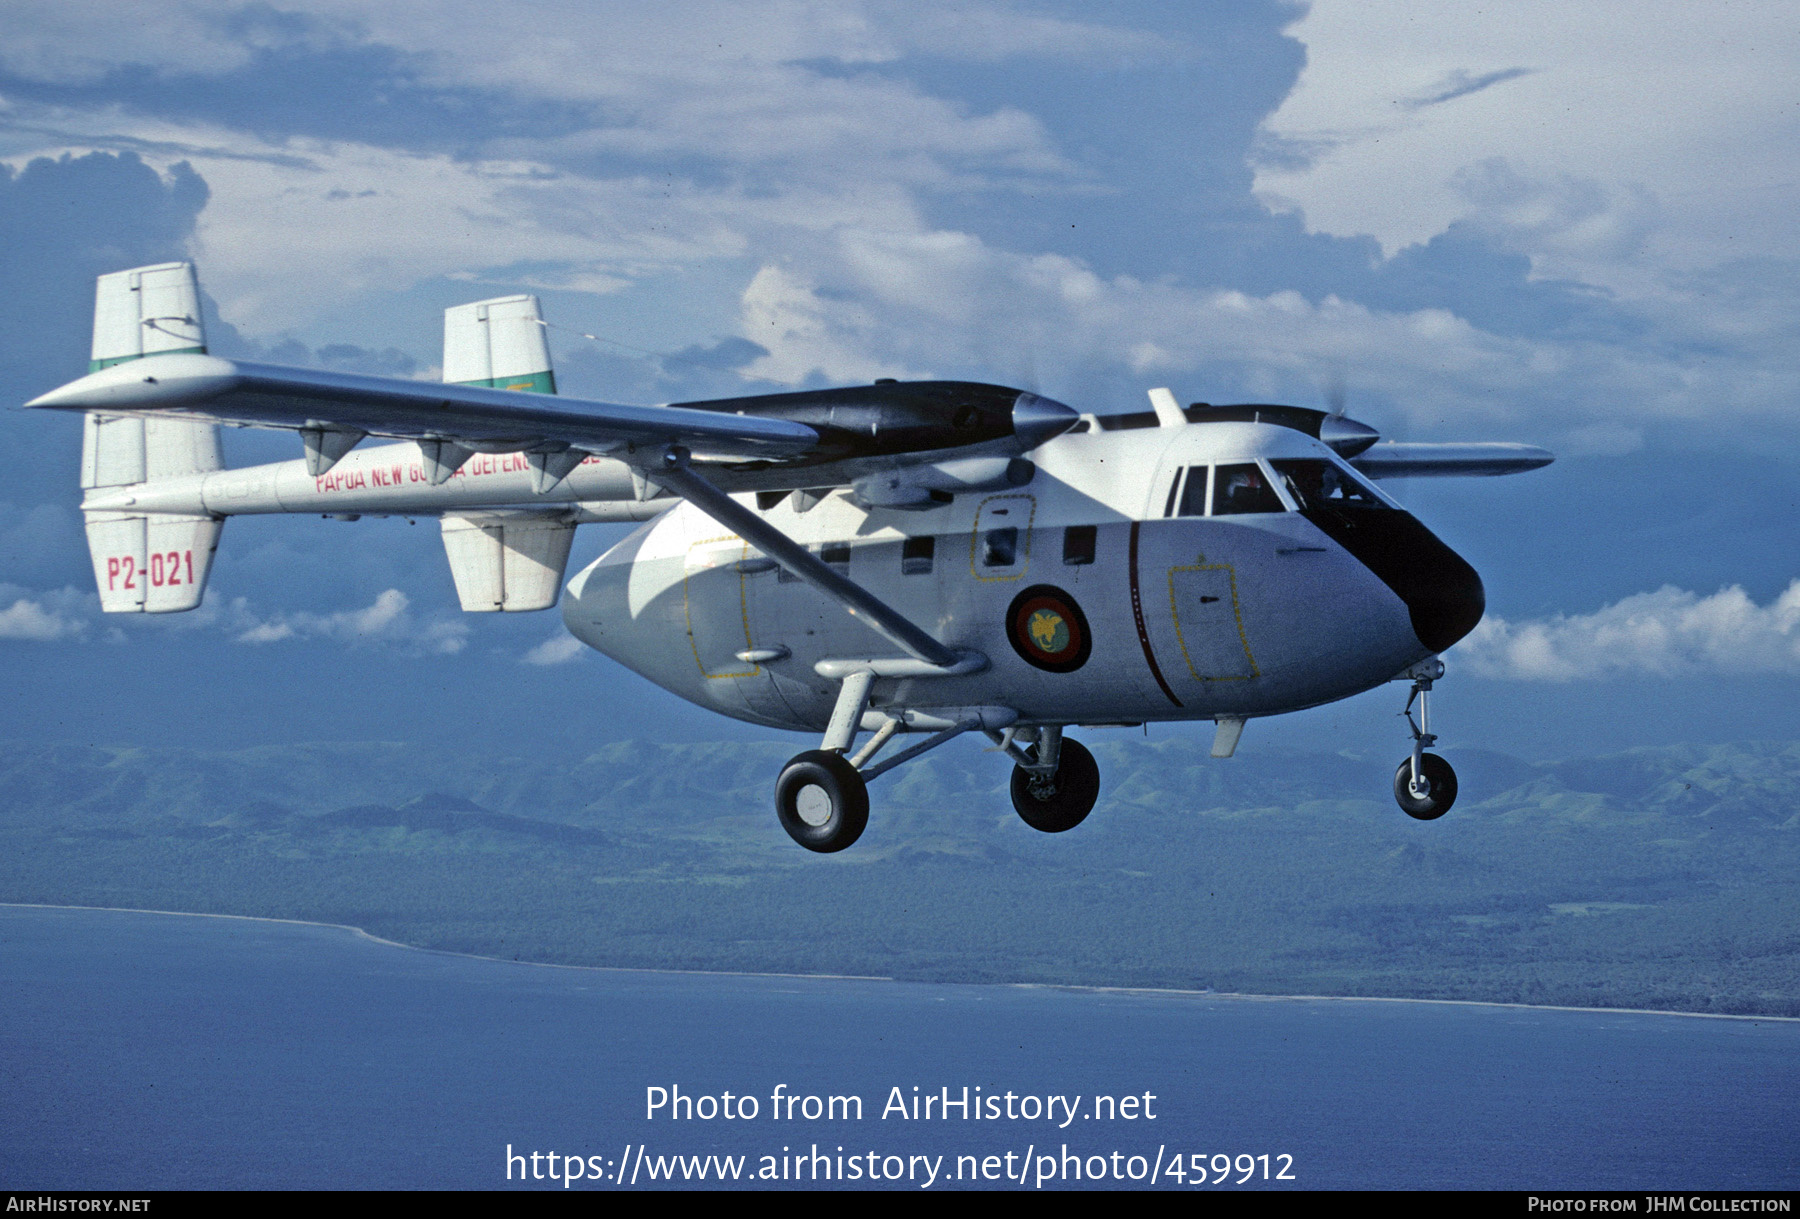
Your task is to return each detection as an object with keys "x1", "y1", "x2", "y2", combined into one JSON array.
[
  {"x1": 1211, "y1": 462, "x2": 1284, "y2": 515},
  {"x1": 1269, "y1": 459, "x2": 1390, "y2": 512},
  {"x1": 1177, "y1": 466, "x2": 1211, "y2": 517}
]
